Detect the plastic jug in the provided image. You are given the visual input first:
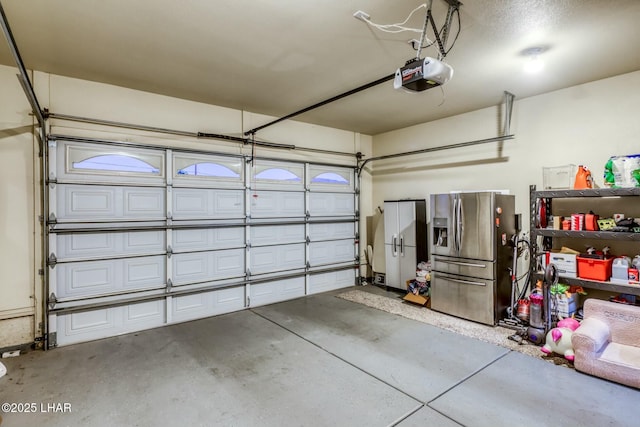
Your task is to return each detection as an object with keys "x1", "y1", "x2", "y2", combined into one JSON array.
[
  {"x1": 633, "y1": 255, "x2": 640, "y2": 270},
  {"x1": 611, "y1": 257, "x2": 631, "y2": 283},
  {"x1": 573, "y1": 165, "x2": 593, "y2": 189}
]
